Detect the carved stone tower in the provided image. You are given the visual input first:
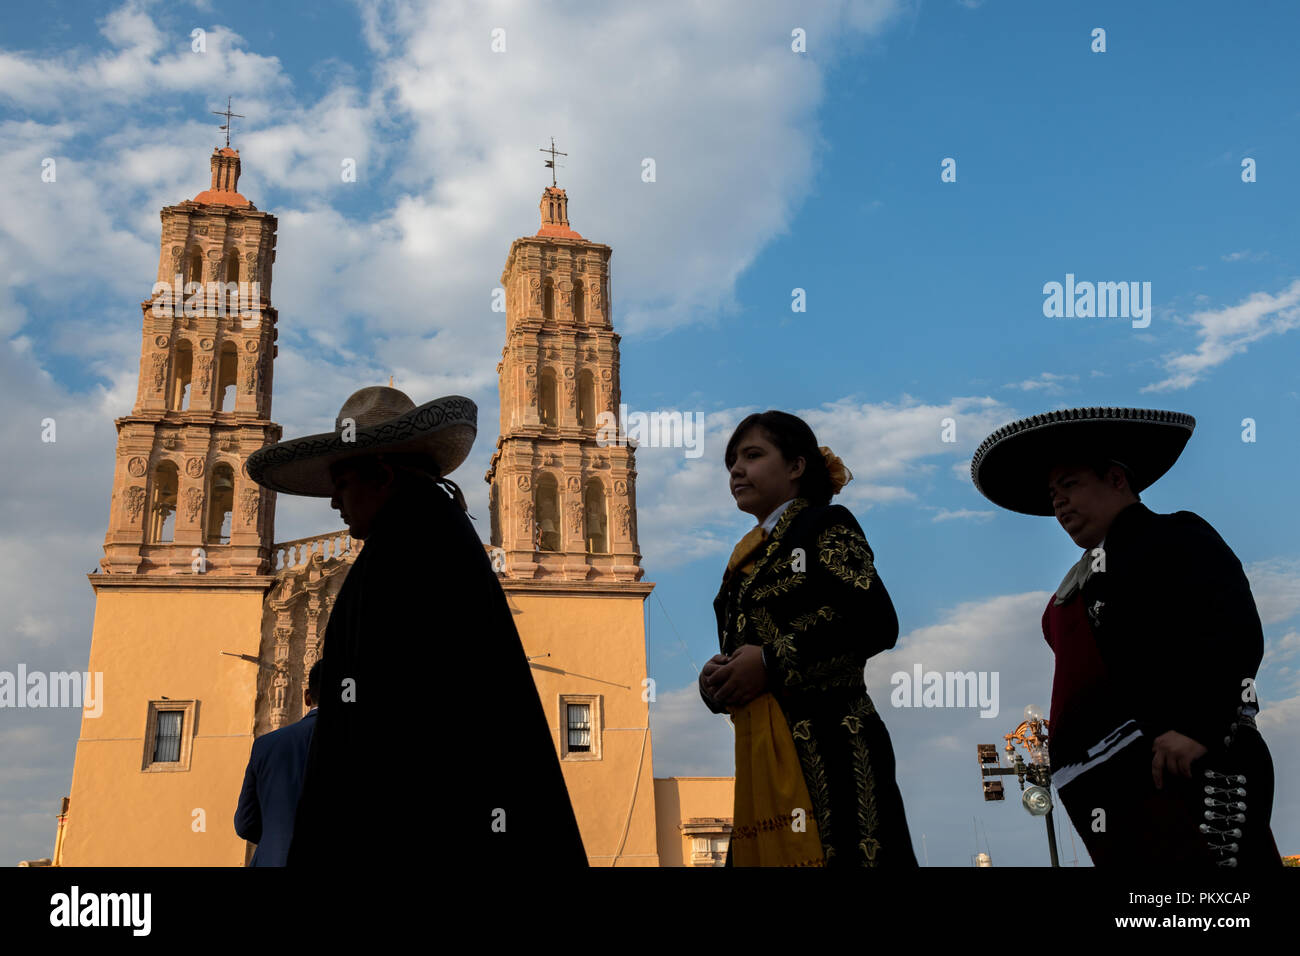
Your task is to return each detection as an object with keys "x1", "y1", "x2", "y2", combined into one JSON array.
[
  {"x1": 60, "y1": 146, "x2": 284, "y2": 866},
  {"x1": 100, "y1": 147, "x2": 281, "y2": 575},
  {"x1": 486, "y1": 185, "x2": 643, "y2": 582}
]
